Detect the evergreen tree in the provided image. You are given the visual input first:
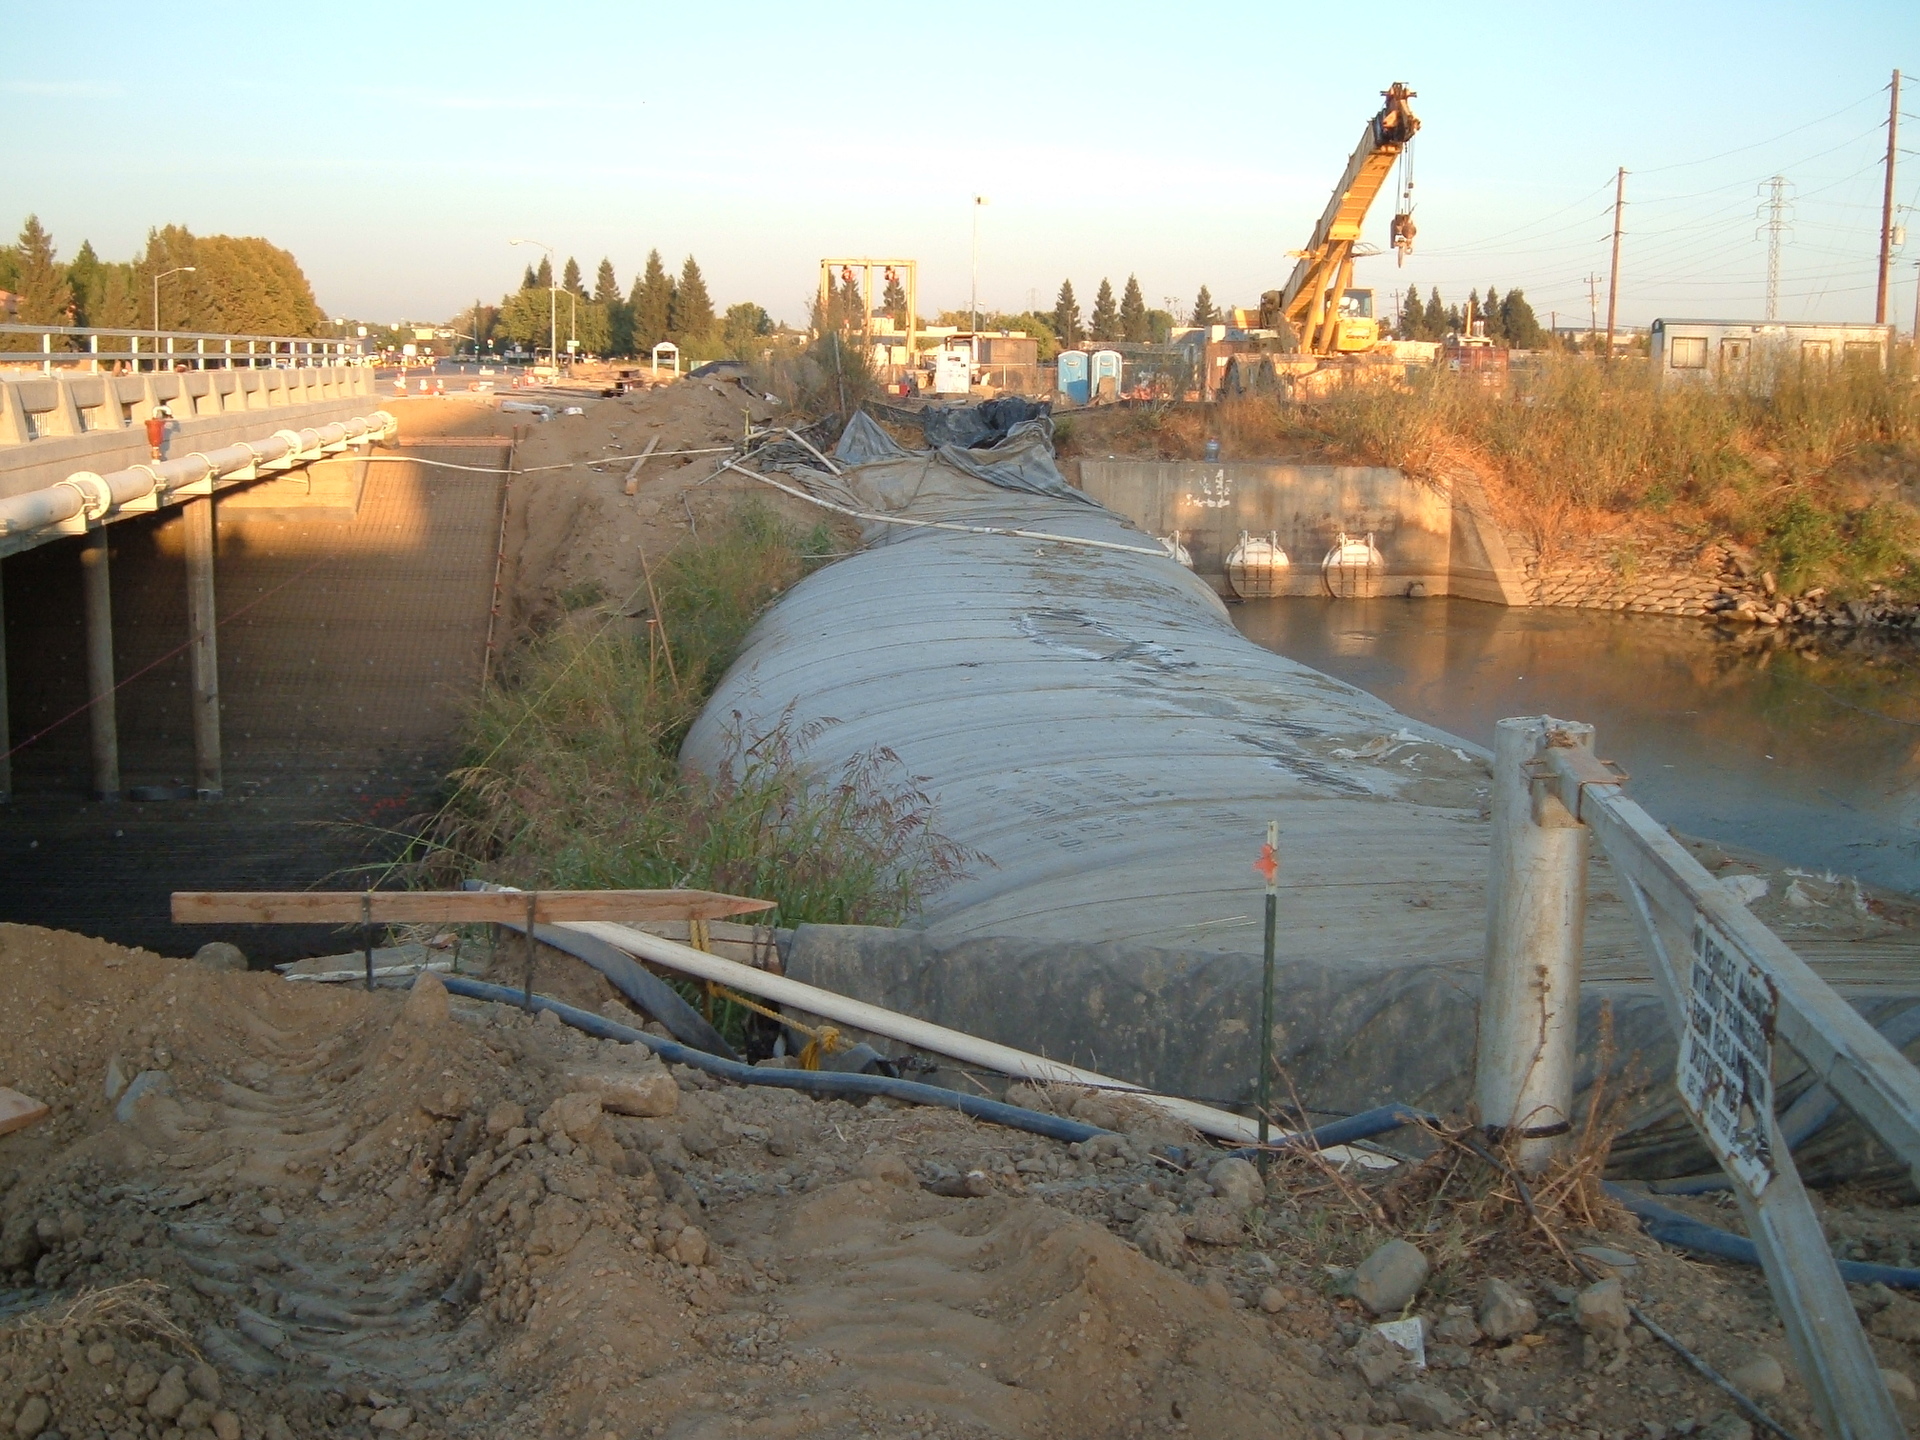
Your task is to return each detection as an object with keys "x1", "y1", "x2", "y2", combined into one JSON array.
[
  {"x1": 534, "y1": 256, "x2": 553, "y2": 290},
  {"x1": 1500, "y1": 288, "x2": 1544, "y2": 348},
  {"x1": 1482, "y1": 286, "x2": 1503, "y2": 341},
  {"x1": 1089, "y1": 278, "x2": 1119, "y2": 342},
  {"x1": 1427, "y1": 287, "x2": 1444, "y2": 340},
  {"x1": 66, "y1": 240, "x2": 104, "y2": 327},
  {"x1": 562, "y1": 257, "x2": 584, "y2": 297},
  {"x1": 881, "y1": 270, "x2": 907, "y2": 326},
  {"x1": 13, "y1": 215, "x2": 73, "y2": 326},
  {"x1": 1051, "y1": 280, "x2": 1081, "y2": 349},
  {"x1": 721, "y1": 301, "x2": 772, "y2": 359},
  {"x1": 631, "y1": 249, "x2": 672, "y2": 348},
  {"x1": 670, "y1": 255, "x2": 714, "y2": 338},
  {"x1": 1119, "y1": 274, "x2": 1148, "y2": 343},
  {"x1": 593, "y1": 258, "x2": 619, "y2": 306},
  {"x1": 836, "y1": 271, "x2": 863, "y2": 328},
  {"x1": 1399, "y1": 289, "x2": 1424, "y2": 339},
  {"x1": 521, "y1": 265, "x2": 538, "y2": 290},
  {"x1": 1191, "y1": 284, "x2": 1218, "y2": 329}
]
